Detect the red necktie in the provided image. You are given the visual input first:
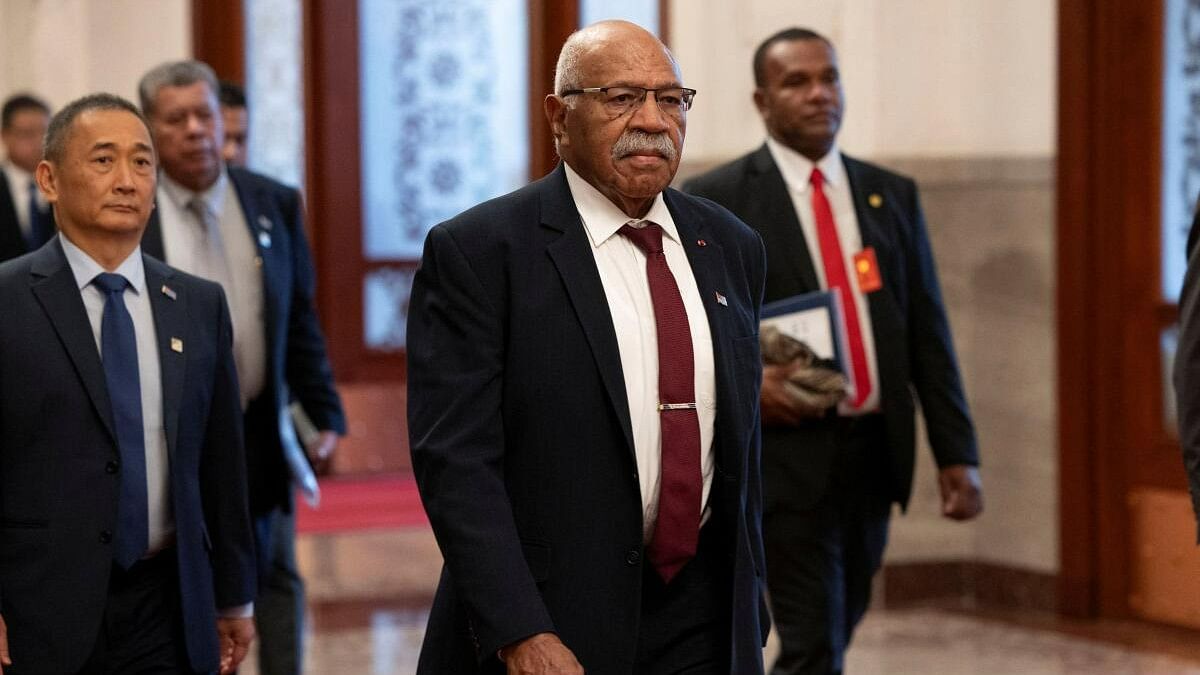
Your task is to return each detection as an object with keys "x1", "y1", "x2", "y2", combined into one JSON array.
[
  {"x1": 619, "y1": 221, "x2": 702, "y2": 584},
  {"x1": 810, "y1": 168, "x2": 872, "y2": 408}
]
